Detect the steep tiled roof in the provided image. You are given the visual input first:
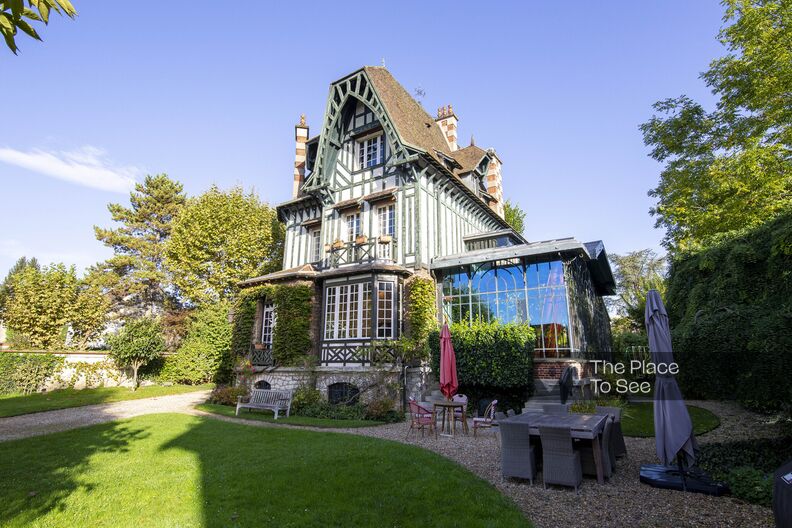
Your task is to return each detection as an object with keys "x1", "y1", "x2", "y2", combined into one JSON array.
[
  {"x1": 450, "y1": 144, "x2": 487, "y2": 174},
  {"x1": 363, "y1": 67, "x2": 451, "y2": 158}
]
